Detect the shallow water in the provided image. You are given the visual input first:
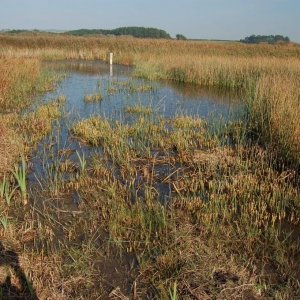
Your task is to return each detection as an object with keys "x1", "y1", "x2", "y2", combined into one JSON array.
[
  {"x1": 28, "y1": 60, "x2": 240, "y2": 195},
  {"x1": 43, "y1": 60, "x2": 239, "y2": 121}
]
